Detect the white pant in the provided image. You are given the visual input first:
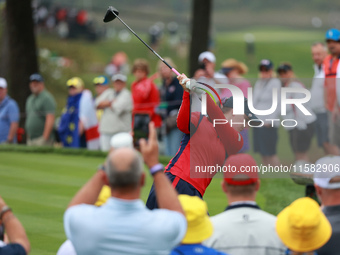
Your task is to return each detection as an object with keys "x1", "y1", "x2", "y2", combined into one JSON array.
[{"x1": 99, "y1": 133, "x2": 114, "y2": 152}]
